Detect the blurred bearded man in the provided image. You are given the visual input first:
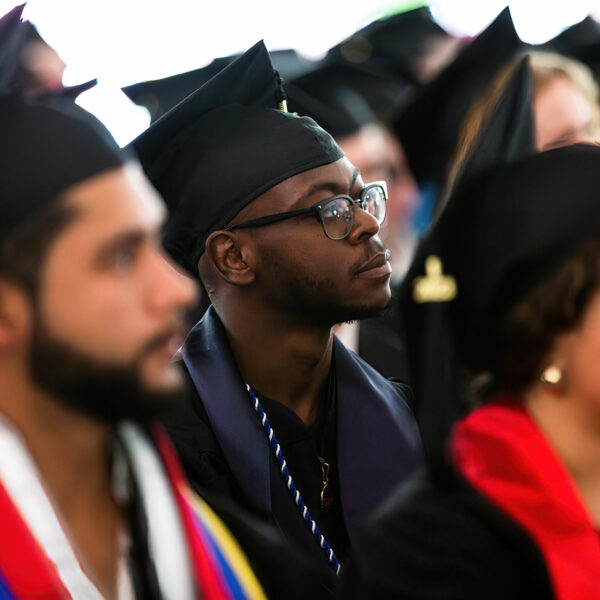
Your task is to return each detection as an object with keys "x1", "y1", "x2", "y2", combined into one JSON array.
[{"x1": 0, "y1": 45, "x2": 286, "y2": 597}]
